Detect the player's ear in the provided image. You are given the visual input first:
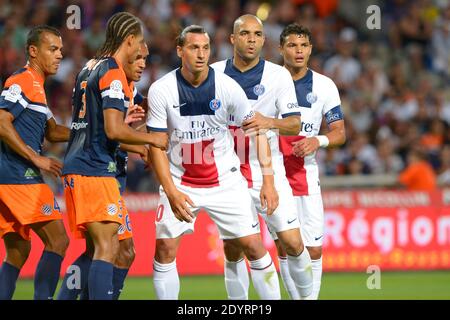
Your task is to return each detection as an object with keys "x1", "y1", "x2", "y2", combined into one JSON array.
[
  {"x1": 28, "y1": 45, "x2": 38, "y2": 59},
  {"x1": 229, "y1": 34, "x2": 235, "y2": 45},
  {"x1": 176, "y1": 45, "x2": 182, "y2": 58},
  {"x1": 125, "y1": 34, "x2": 135, "y2": 47}
]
